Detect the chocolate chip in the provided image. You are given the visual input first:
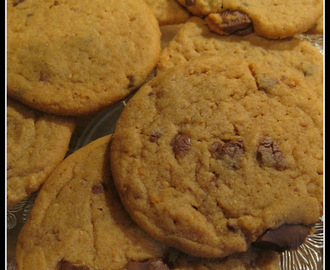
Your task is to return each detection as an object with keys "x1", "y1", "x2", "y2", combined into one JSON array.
[
  {"x1": 171, "y1": 134, "x2": 191, "y2": 158},
  {"x1": 252, "y1": 224, "x2": 312, "y2": 252},
  {"x1": 257, "y1": 137, "x2": 288, "y2": 171},
  {"x1": 211, "y1": 140, "x2": 245, "y2": 169},
  {"x1": 185, "y1": 0, "x2": 195, "y2": 6},
  {"x1": 91, "y1": 183, "x2": 104, "y2": 194},
  {"x1": 12, "y1": 0, "x2": 25, "y2": 6},
  {"x1": 126, "y1": 259, "x2": 169, "y2": 270},
  {"x1": 149, "y1": 132, "x2": 161, "y2": 143},
  {"x1": 127, "y1": 75, "x2": 135, "y2": 89},
  {"x1": 207, "y1": 10, "x2": 252, "y2": 35},
  {"x1": 58, "y1": 260, "x2": 90, "y2": 270},
  {"x1": 39, "y1": 71, "x2": 50, "y2": 83}
]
